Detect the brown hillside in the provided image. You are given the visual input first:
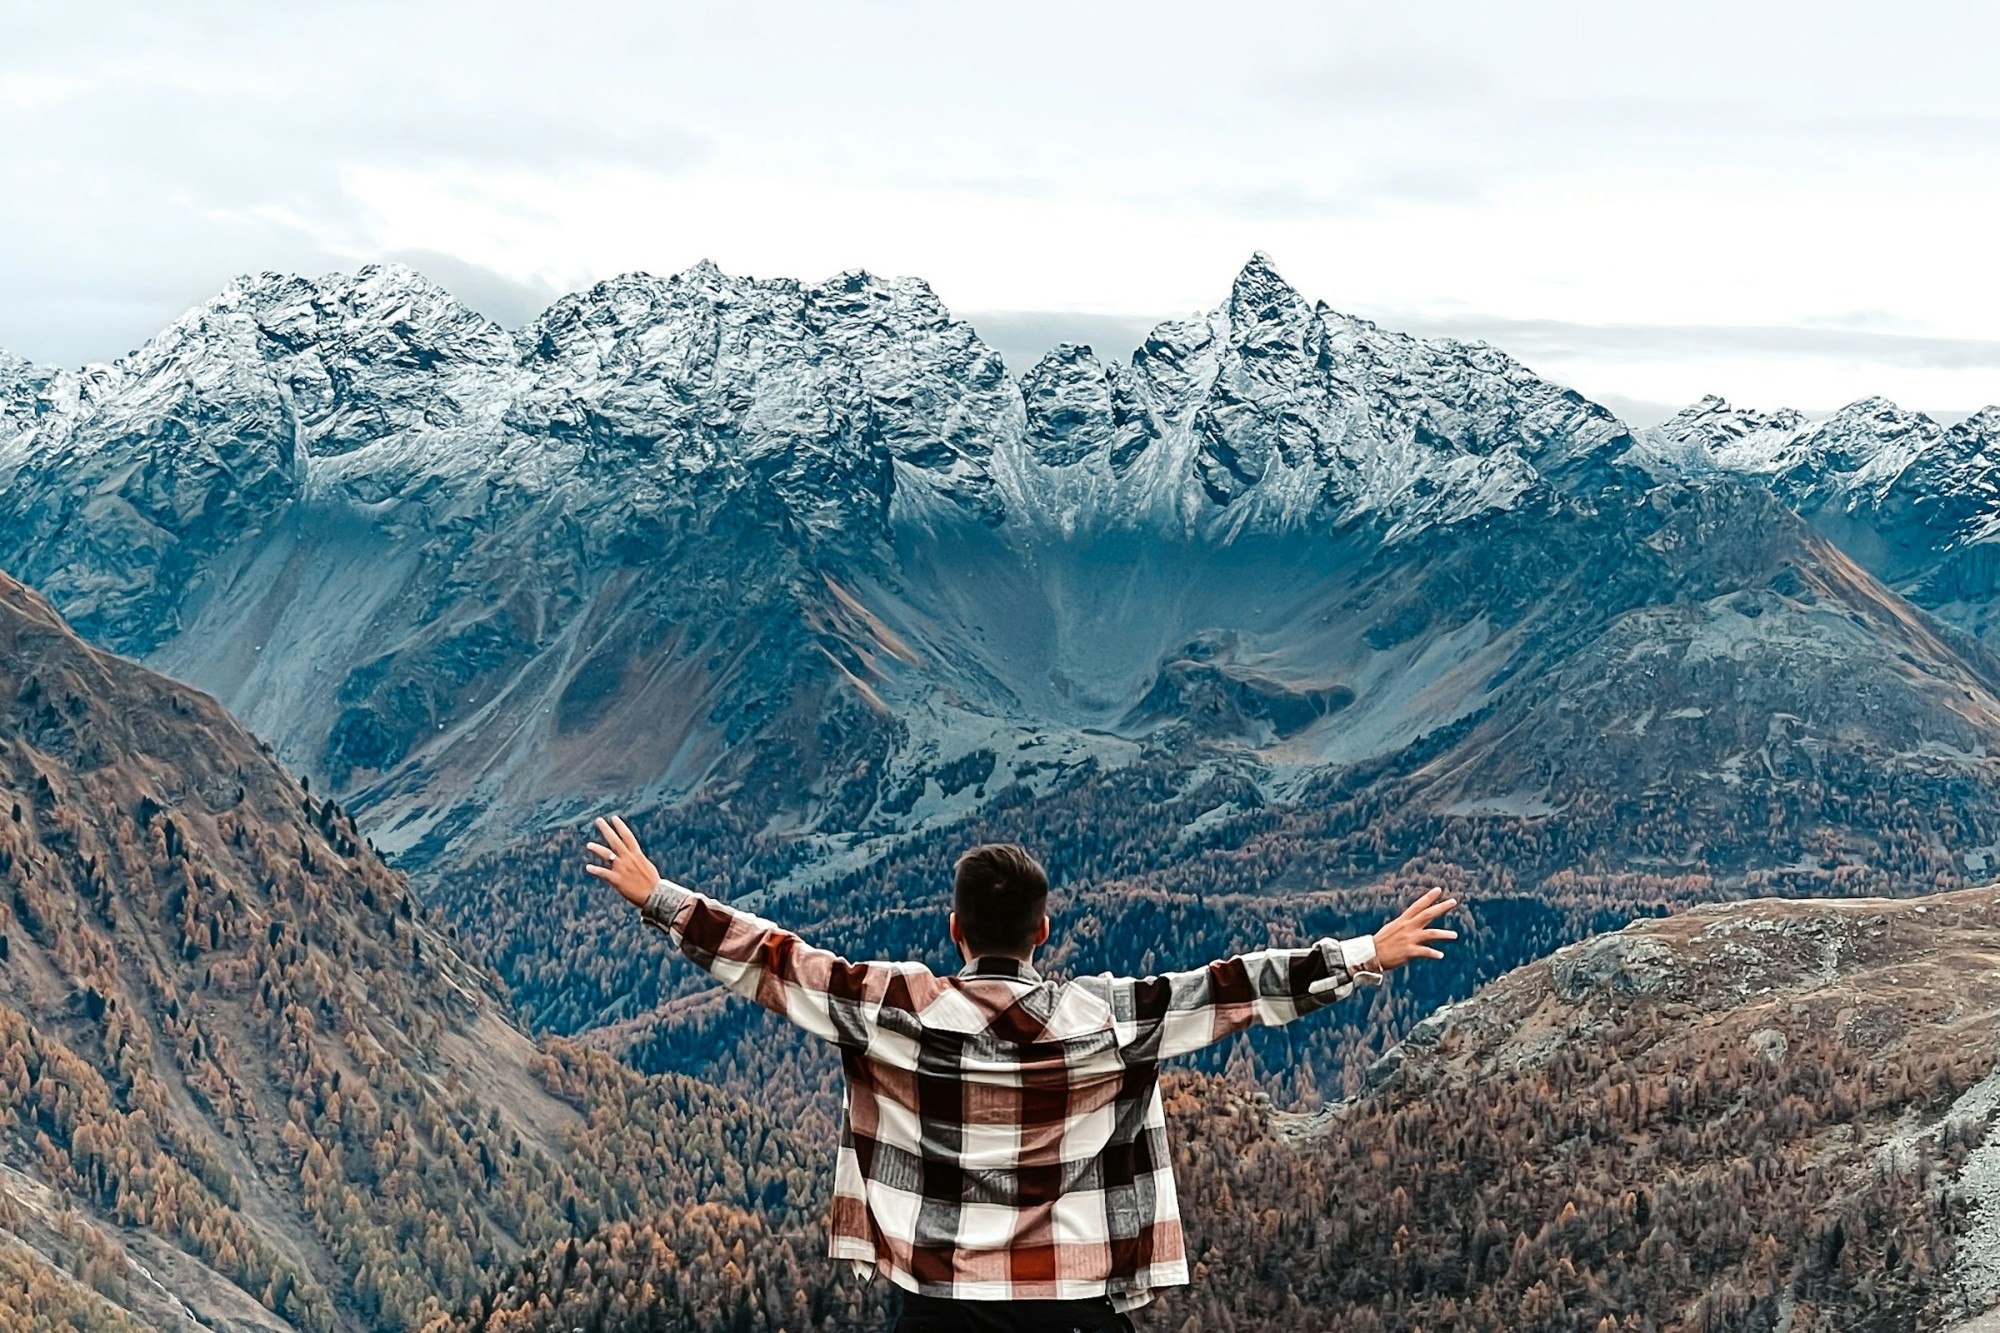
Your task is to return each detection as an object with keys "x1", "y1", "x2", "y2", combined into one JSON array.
[
  {"x1": 0, "y1": 568, "x2": 833, "y2": 1332},
  {"x1": 1154, "y1": 884, "x2": 2000, "y2": 1332}
]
